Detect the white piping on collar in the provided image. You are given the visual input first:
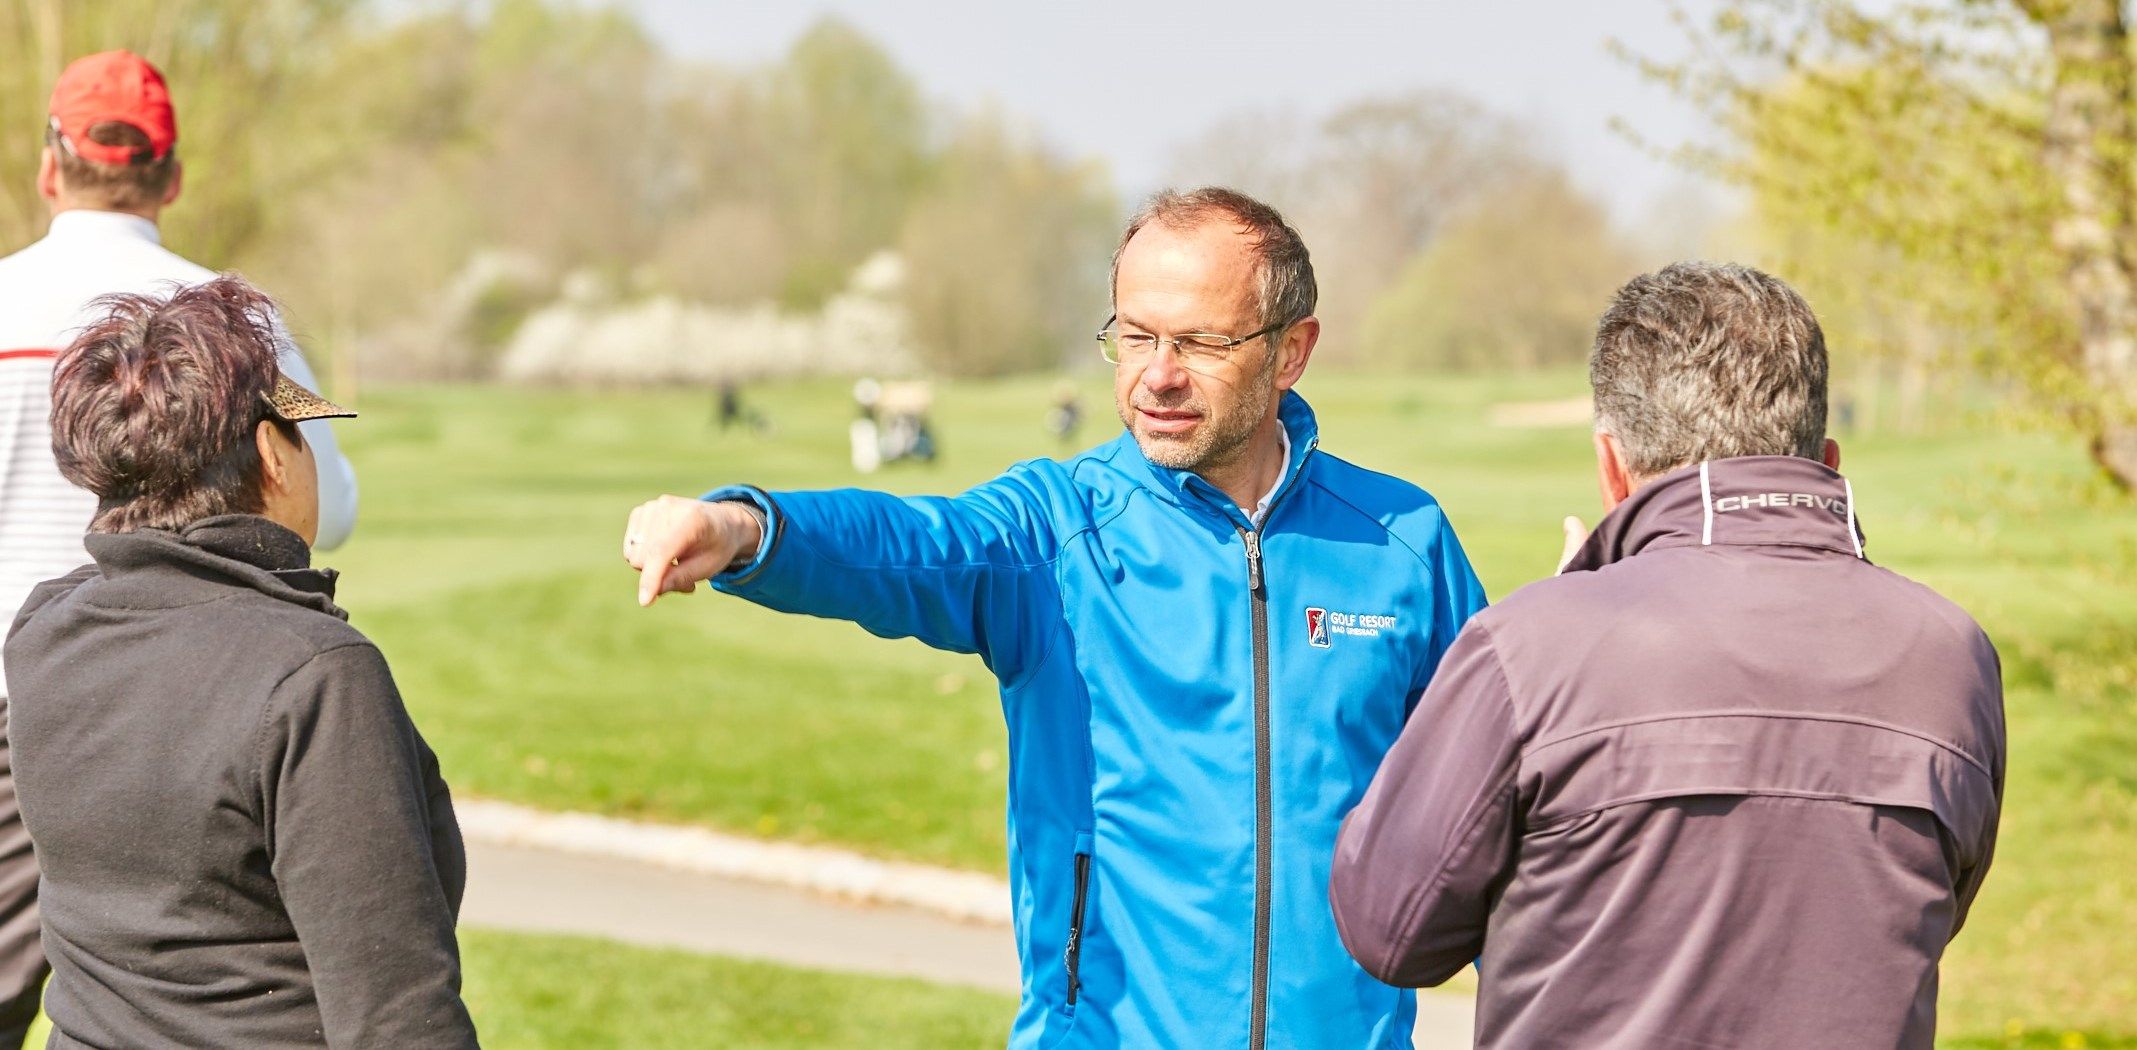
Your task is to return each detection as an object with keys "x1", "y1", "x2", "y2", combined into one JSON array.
[
  {"x1": 1842, "y1": 476, "x2": 1865, "y2": 559},
  {"x1": 1698, "y1": 460, "x2": 1714, "y2": 546}
]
